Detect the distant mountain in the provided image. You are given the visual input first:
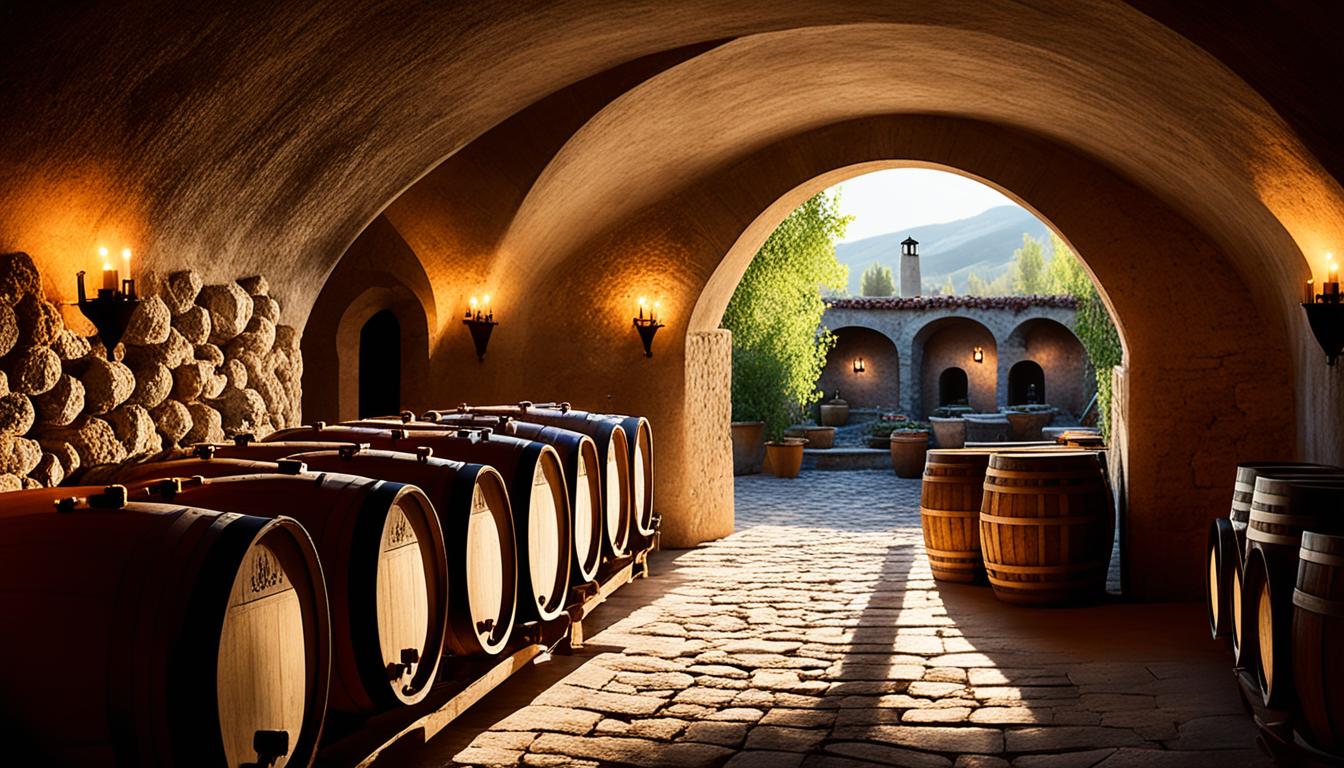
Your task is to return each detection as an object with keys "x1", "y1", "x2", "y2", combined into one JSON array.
[{"x1": 834, "y1": 205, "x2": 1053, "y2": 295}]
